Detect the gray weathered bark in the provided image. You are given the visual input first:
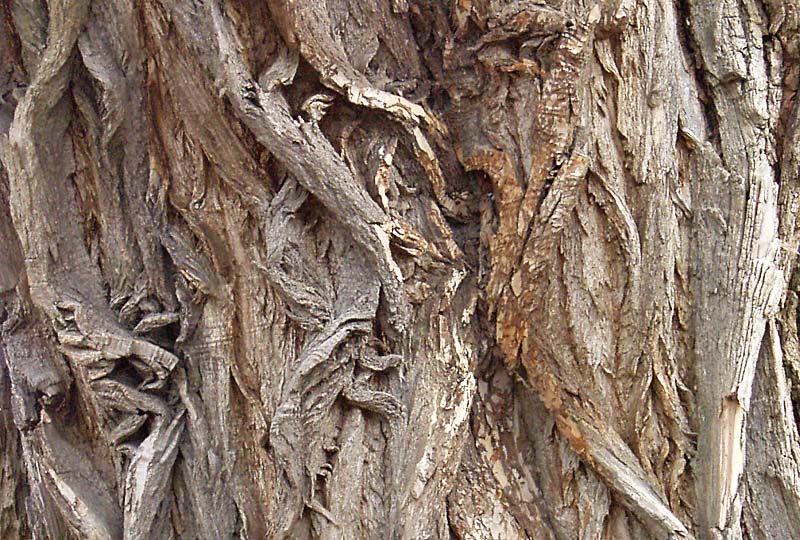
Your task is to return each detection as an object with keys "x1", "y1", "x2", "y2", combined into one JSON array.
[{"x1": 1, "y1": 0, "x2": 800, "y2": 539}]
